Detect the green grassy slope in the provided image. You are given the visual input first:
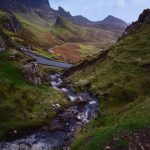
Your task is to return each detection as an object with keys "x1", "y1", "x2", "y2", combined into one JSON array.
[
  {"x1": 66, "y1": 22, "x2": 150, "y2": 149},
  {"x1": 0, "y1": 49, "x2": 68, "y2": 140},
  {"x1": 14, "y1": 12, "x2": 119, "y2": 62},
  {"x1": 0, "y1": 9, "x2": 120, "y2": 63}
]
